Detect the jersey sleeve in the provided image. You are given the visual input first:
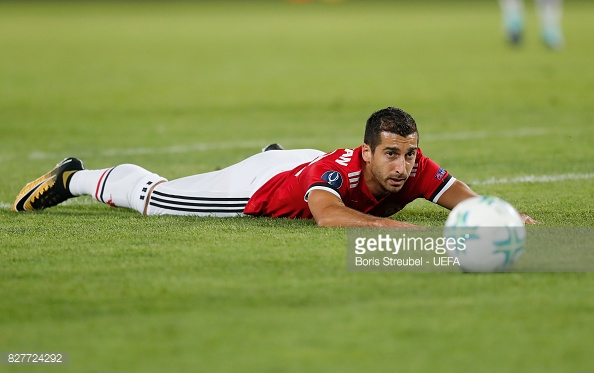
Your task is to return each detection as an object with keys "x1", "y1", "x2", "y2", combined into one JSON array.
[
  {"x1": 298, "y1": 152, "x2": 351, "y2": 203},
  {"x1": 415, "y1": 153, "x2": 457, "y2": 203}
]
